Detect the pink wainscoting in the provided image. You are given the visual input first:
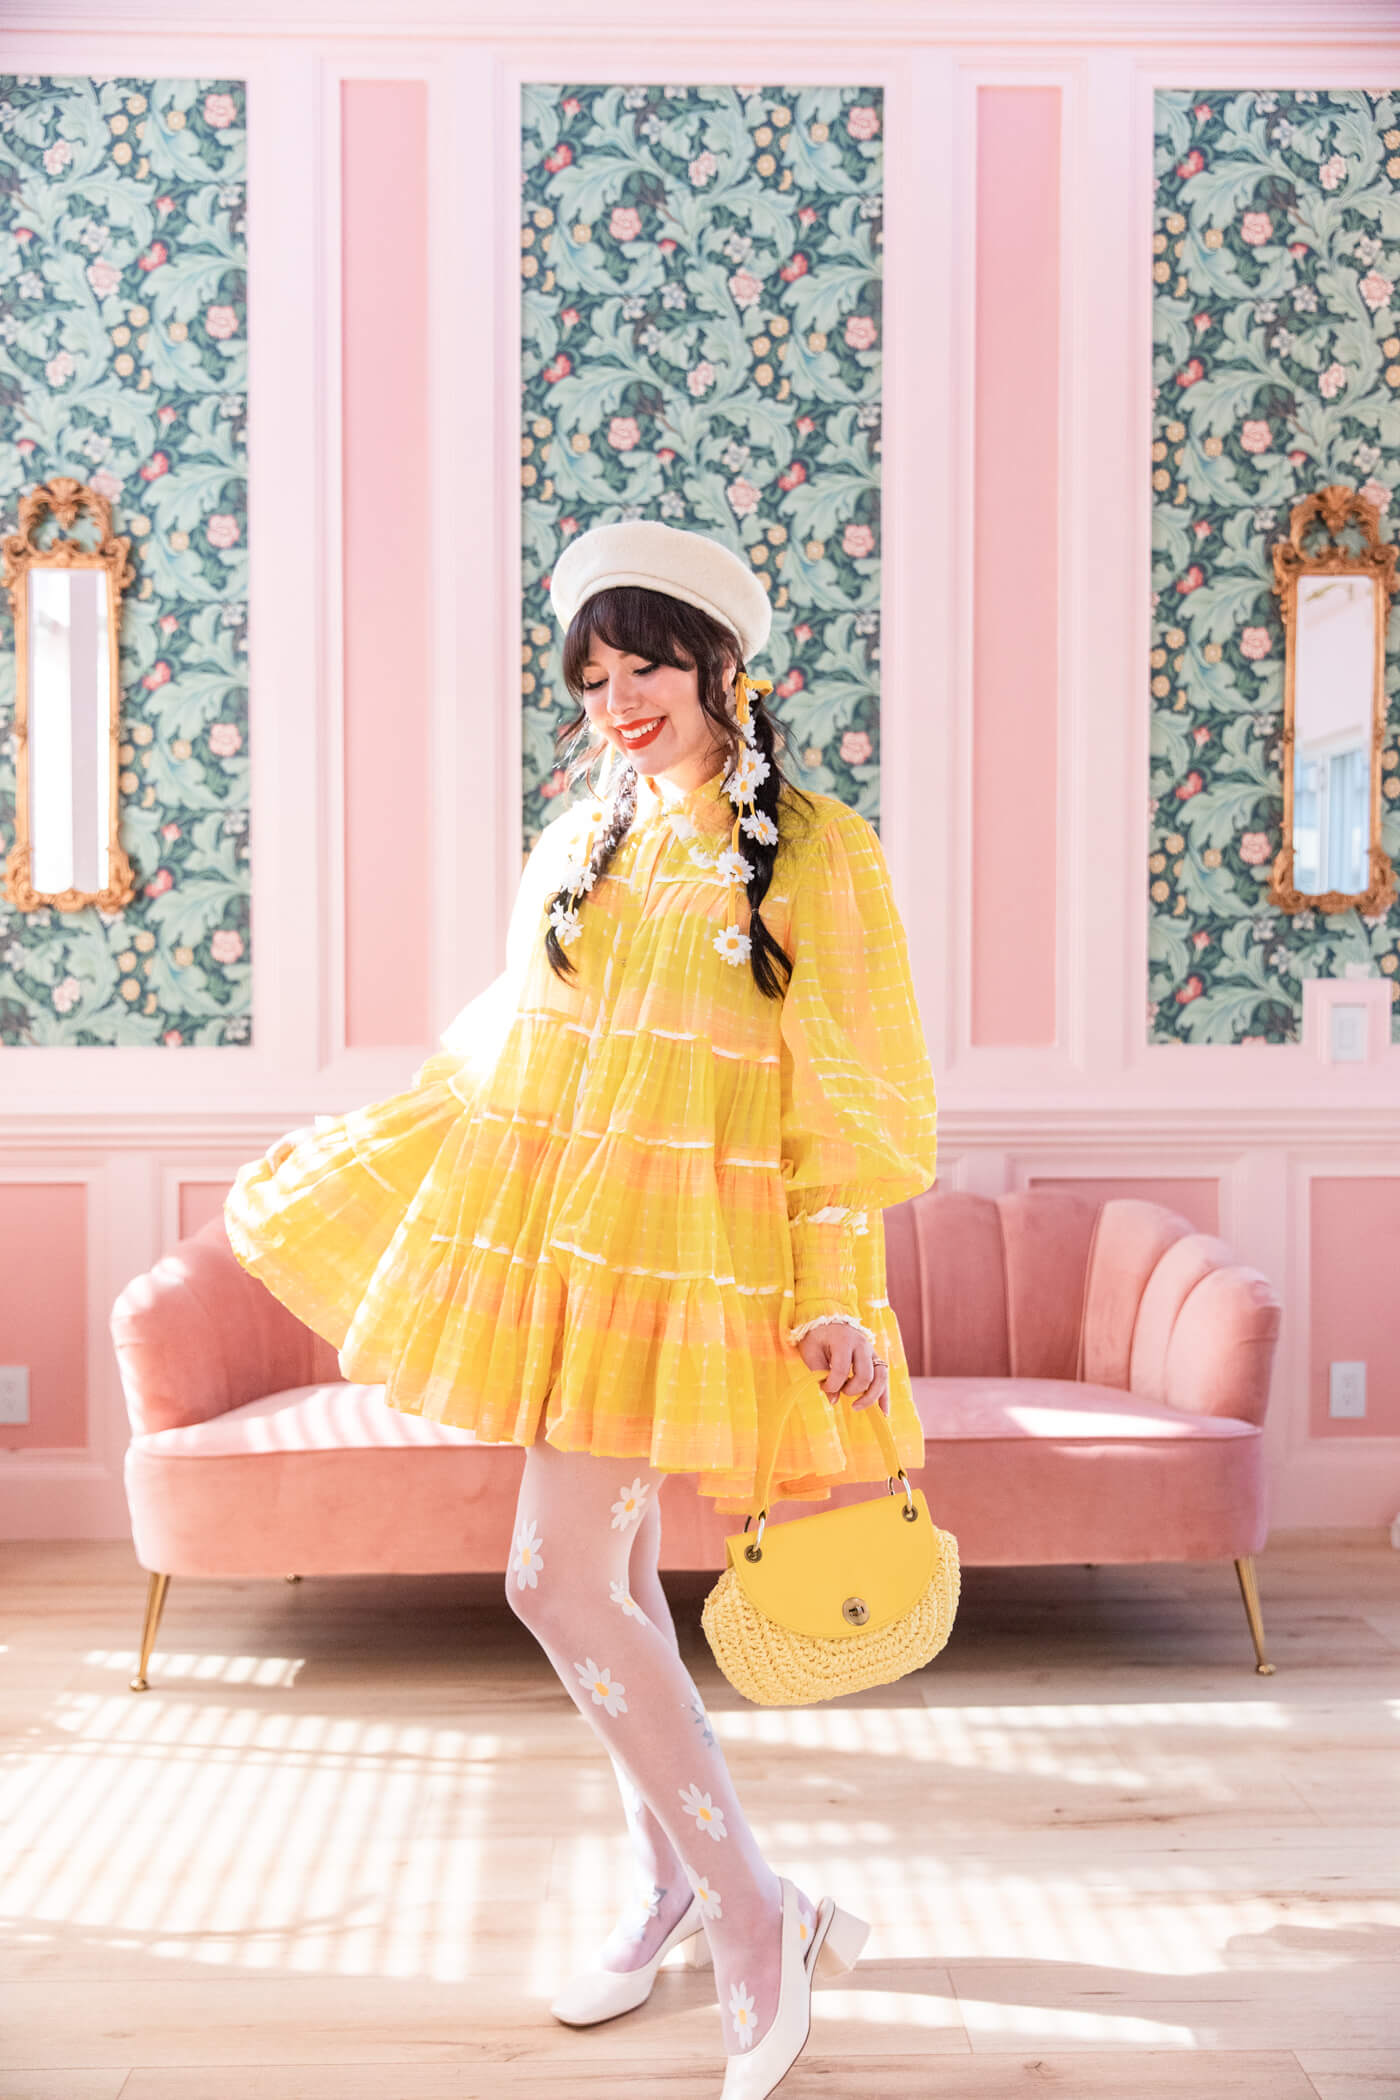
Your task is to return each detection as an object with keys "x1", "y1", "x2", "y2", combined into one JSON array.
[
  {"x1": 971, "y1": 86, "x2": 1061, "y2": 1048},
  {"x1": 1308, "y1": 1177, "x2": 1400, "y2": 1440},
  {"x1": 0, "y1": 1183, "x2": 87, "y2": 1451},
  {"x1": 178, "y1": 1182, "x2": 236, "y2": 1243},
  {"x1": 1028, "y1": 1178, "x2": 1221, "y2": 1238},
  {"x1": 341, "y1": 79, "x2": 432, "y2": 1050}
]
